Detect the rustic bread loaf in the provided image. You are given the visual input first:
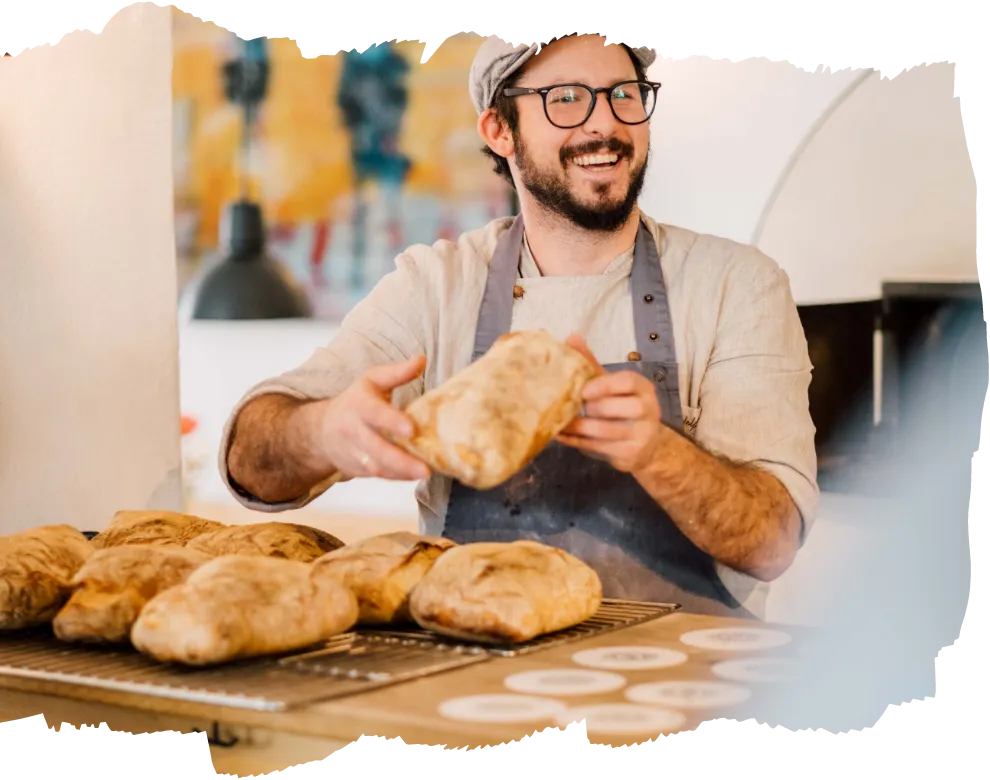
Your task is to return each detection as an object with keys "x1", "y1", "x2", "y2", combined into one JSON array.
[
  {"x1": 392, "y1": 330, "x2": 598, "y2": 490},
  {"x1": 408, "y1": 540, "x2": 602, "y2": 644},
  {"x1": 0, "y1": 525, "x2": 93, "y2": 629},
  {"x1": 185, "y1": 522, "x2": 344, "y2": 562},
  {"x1": 53, "y1": 544, "x2": 212, "y2": 644},
  {"x1": 131, "y1": 555, "x2": 359, "y2": 666},
  {"x1": 311, "y1": 532, "x2": 456, "y2": 624},
  {"x1": 90, "y1": 510, "x2": 225, "y2": 549}
]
